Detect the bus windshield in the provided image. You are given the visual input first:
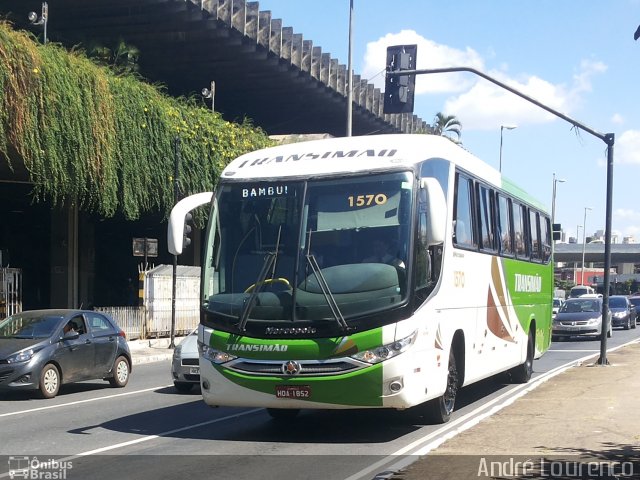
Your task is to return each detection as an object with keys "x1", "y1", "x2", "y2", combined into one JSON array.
[{"x1": 202, "y1": 171, "x2": 414, "y2": 333}]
